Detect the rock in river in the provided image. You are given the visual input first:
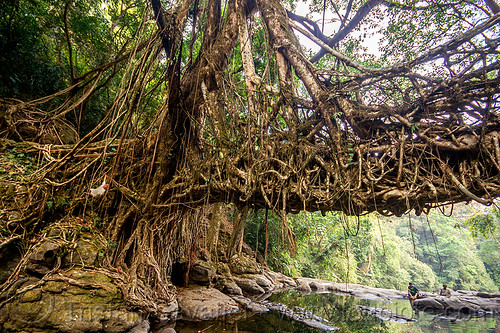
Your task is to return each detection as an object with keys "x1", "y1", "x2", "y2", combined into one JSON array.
[{"x1": 177, "y1": 285, "x2": 240, "y2": 321}]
